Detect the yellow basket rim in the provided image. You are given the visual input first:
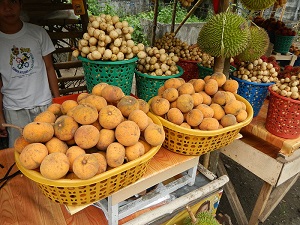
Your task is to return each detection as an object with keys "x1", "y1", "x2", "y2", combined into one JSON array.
[
  {"x1": 15, "y1": 112, "x2": 162, "y2": 187},
  {"x1": 149, "y1": 94, "x2": 254, "y2": 136}
]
